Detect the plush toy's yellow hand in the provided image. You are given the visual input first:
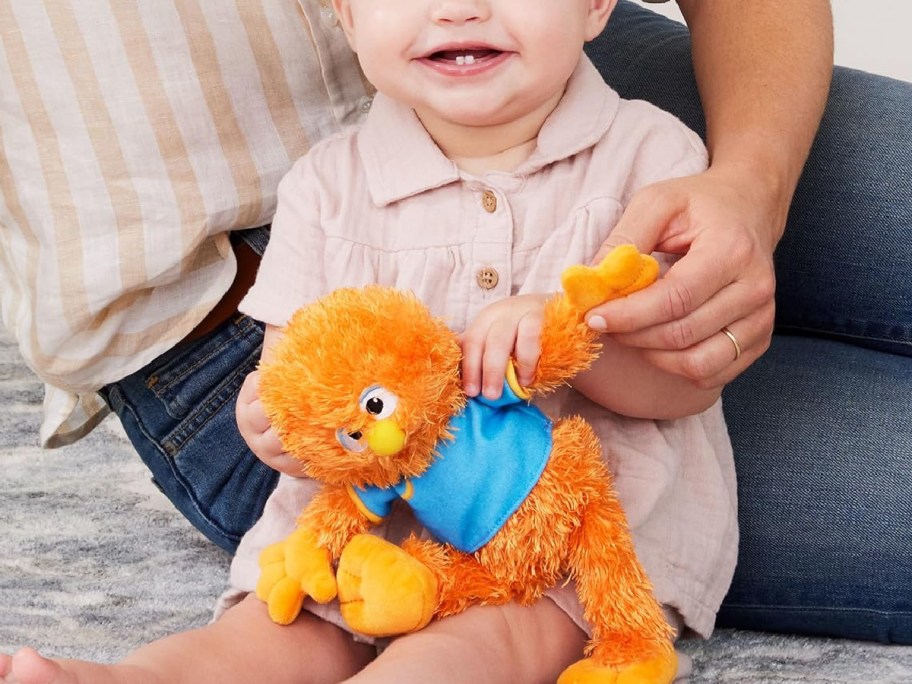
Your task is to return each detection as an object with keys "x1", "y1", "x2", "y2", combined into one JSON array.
[
  {"x1": 336, "y1": 534, "x2": 438, "y2": 637},
  {"x1": 256, "y1": 527, "x2": 337, "y2": 625},
  {"x1": 561, "y1": 245, "x2": 659, "y2": 313}
]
